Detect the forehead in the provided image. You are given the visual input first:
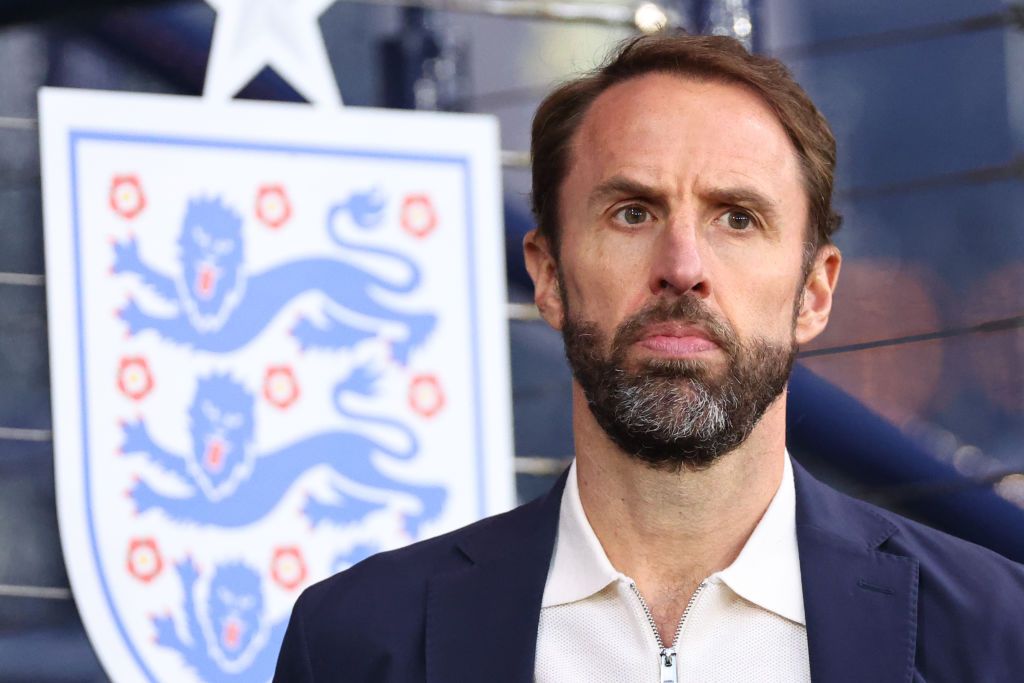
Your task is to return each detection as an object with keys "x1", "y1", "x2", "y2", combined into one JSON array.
[{"x1": 566, "y1": 72, "x2": 805, "y2": 215}]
